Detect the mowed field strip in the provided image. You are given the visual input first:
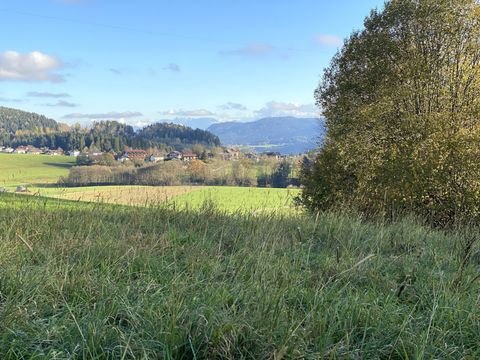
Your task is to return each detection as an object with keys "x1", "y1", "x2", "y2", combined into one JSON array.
[
  {"x1": 39, "y1": 185, "x2": 300, "y2": 212},
  {"x1": 43, "y1": 185, "x2": 201, "y2": 206}
]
